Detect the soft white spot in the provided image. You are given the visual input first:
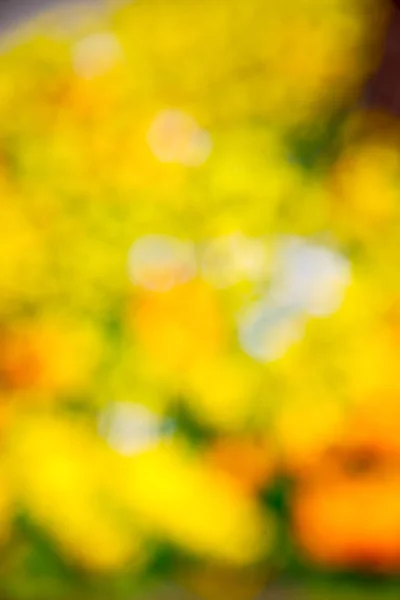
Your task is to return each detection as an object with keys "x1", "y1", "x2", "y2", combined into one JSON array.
[
  {"x1": 238, "y1": 300, "x2": 304, "y2": 362},
  {"x1": 73, "y1": 32, "x2": 123, "y2": 79},
  {"x1": 98, "y1": 402, "x2": 168, "y2": 456},
  {"x1": 270, "y1": 236, "x2": 351, "y2": 316},
  {"x1": 128, "y1": 234, "x2": 196, "y2": 292},
  {"x1": 147, "y1": 110, "x2": 212, "y2": 166},
  {"x1": 201, "y1": 233, "x2": 270, "y2": 288}
]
